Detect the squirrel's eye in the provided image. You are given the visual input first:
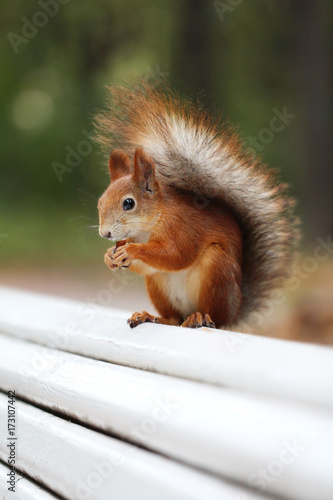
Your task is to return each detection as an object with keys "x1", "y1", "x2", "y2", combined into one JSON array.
[{"x1": 123, "y1": 198, "x2": 135, "y2": 211}]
